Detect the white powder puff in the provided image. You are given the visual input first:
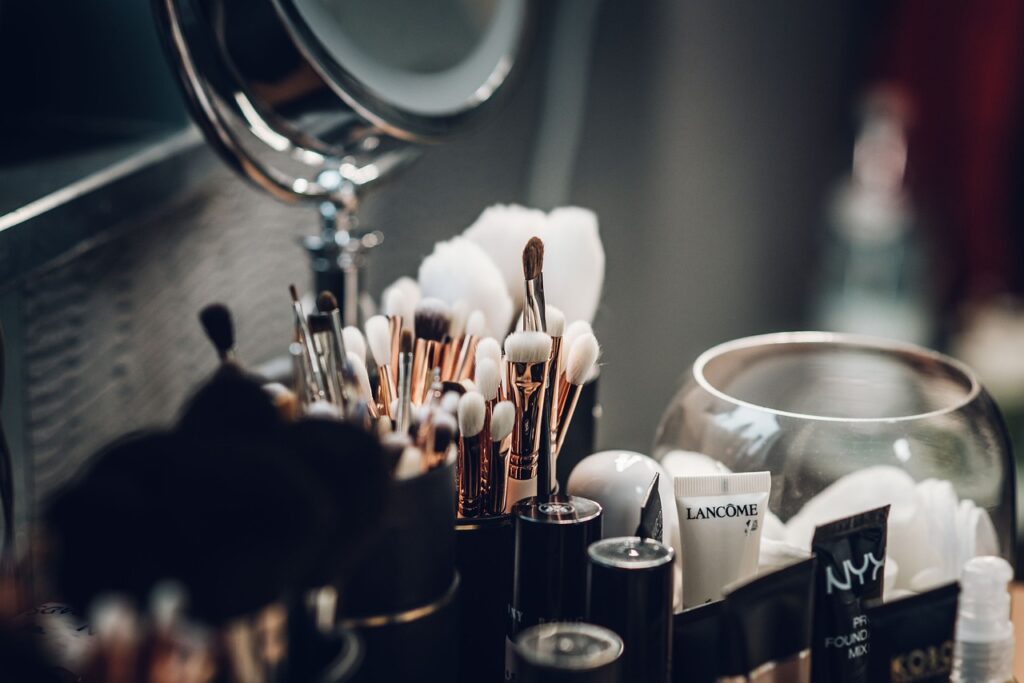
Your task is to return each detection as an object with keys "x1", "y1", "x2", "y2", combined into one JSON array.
[
  {"x1": 418, "y1": 236, "x2": 513, "y2": 339},
  {"x1": 542, "y1": 207, "x2": 604, "y2": 325},
  {"x1": 461, "y1": 204, "x2": 546, "y2": 311}
]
